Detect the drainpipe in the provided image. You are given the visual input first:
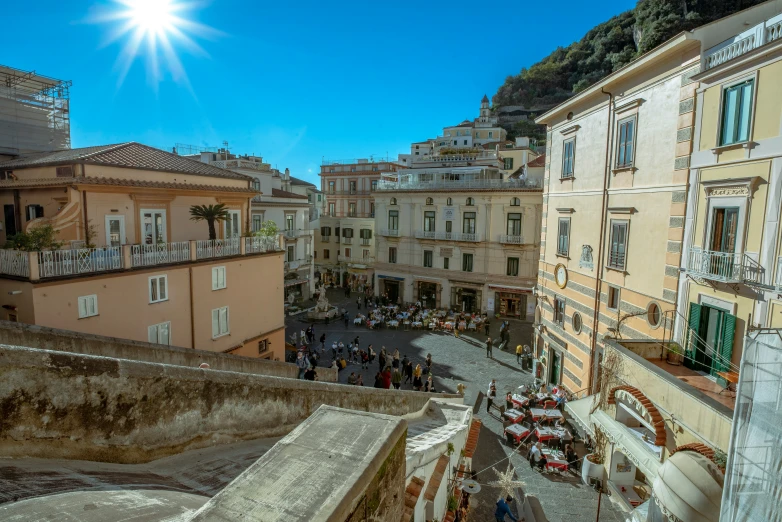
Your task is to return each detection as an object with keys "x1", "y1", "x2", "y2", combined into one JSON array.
[
  {"x1": 589, "y1": 88, "x2": 615, "y2": 394},
  {"x1": 189, "y1": 267, "x2": 195, "y2": 349}
]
